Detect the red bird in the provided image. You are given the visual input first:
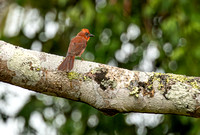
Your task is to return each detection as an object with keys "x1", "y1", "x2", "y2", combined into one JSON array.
[{"x1": 58, "y1": 29, "x2": 94, "y2": 72}]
